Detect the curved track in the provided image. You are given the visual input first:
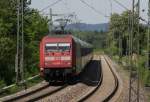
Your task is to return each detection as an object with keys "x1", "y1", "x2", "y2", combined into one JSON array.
[
  {"x1": 102, "y1": 55, "x2": 119, "y2": 101},
  {"x1": 0, "y1": 55, "x2": 122, "y2": 102},
  {"x1": 79, "y1": 55, "x2": 122, "y2": 102},
  {"x1": 77, "y1": 55, "x2": 103, "y2": 101},
  {"x1": 36, "y1": 55, "x2": 101, "y2": 102},
  {"x1": 0, "y1": 82, "x2": 67, "y2": 102}
]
